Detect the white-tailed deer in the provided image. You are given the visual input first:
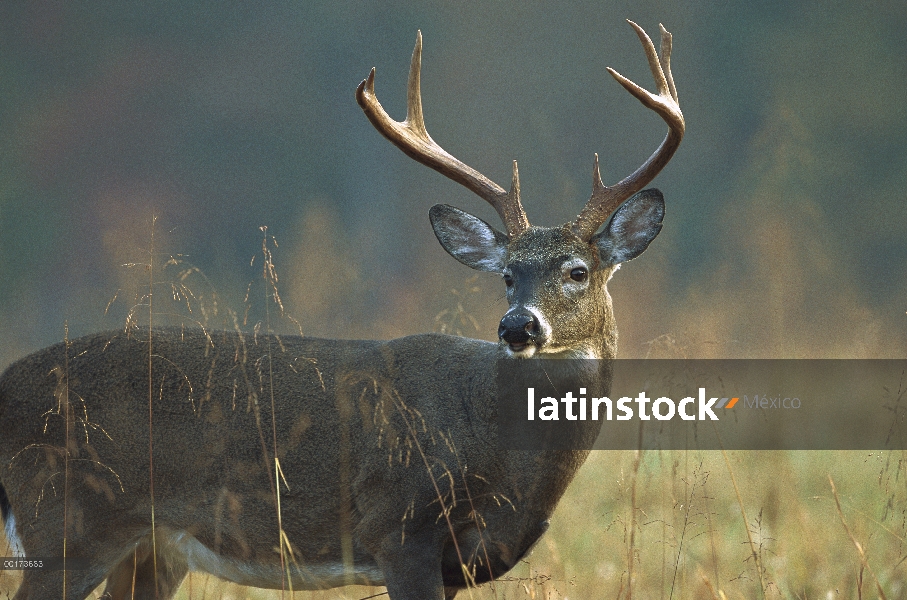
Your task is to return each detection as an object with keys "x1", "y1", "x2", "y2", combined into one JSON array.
[{"x1": 0, "y1": 21, "x2": 683, "y2": 600}]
